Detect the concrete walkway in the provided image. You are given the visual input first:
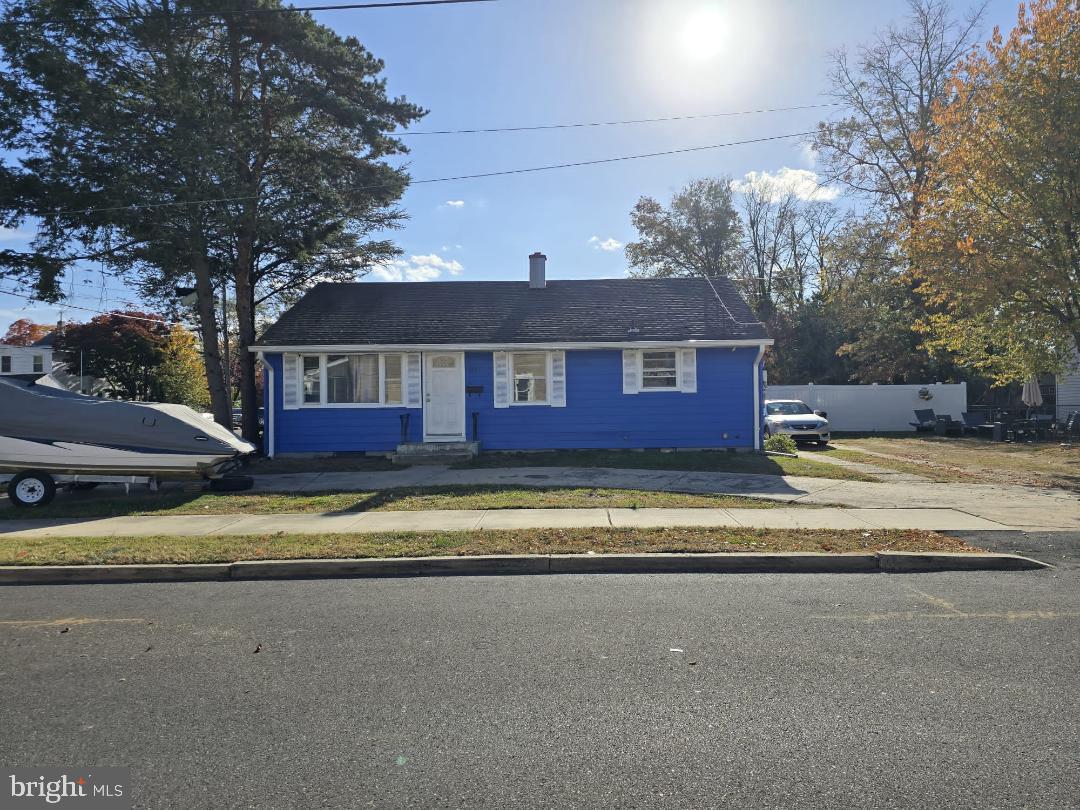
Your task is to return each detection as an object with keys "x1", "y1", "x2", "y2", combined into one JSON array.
[
  {"x1": 249, "y1": 465, "x2": 1080, "y2": 530},
  {"x1": 0, "y1": 505, "x2": 1014, "y2": 539}
]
